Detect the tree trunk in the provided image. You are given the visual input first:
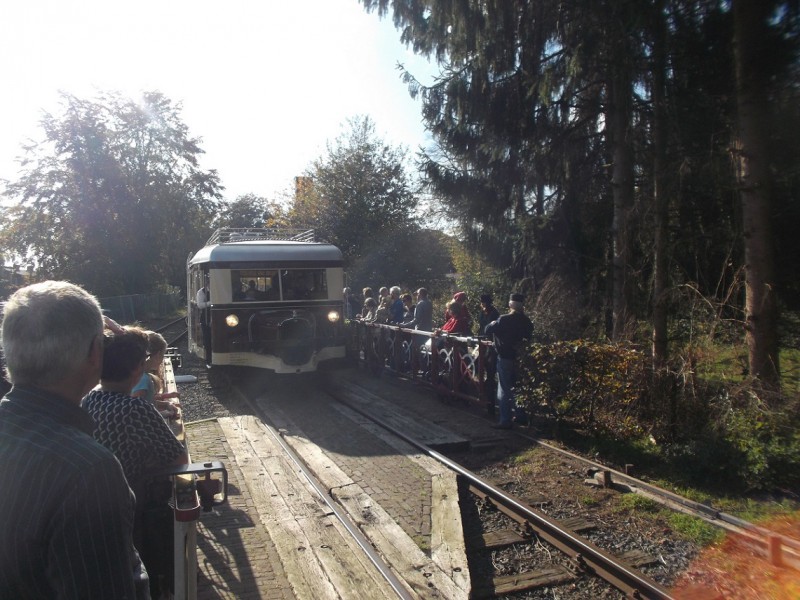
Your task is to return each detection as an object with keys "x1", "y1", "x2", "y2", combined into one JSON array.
[
  {"x1": 733, "y1": 0, "x2": 780, "y2": 387},
  {"x1": 609, "y1": 68, "x2": 635, "y2": 341},
  {"x1": 651, "y1": 0, "x2": 669, "y2": 370}
]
